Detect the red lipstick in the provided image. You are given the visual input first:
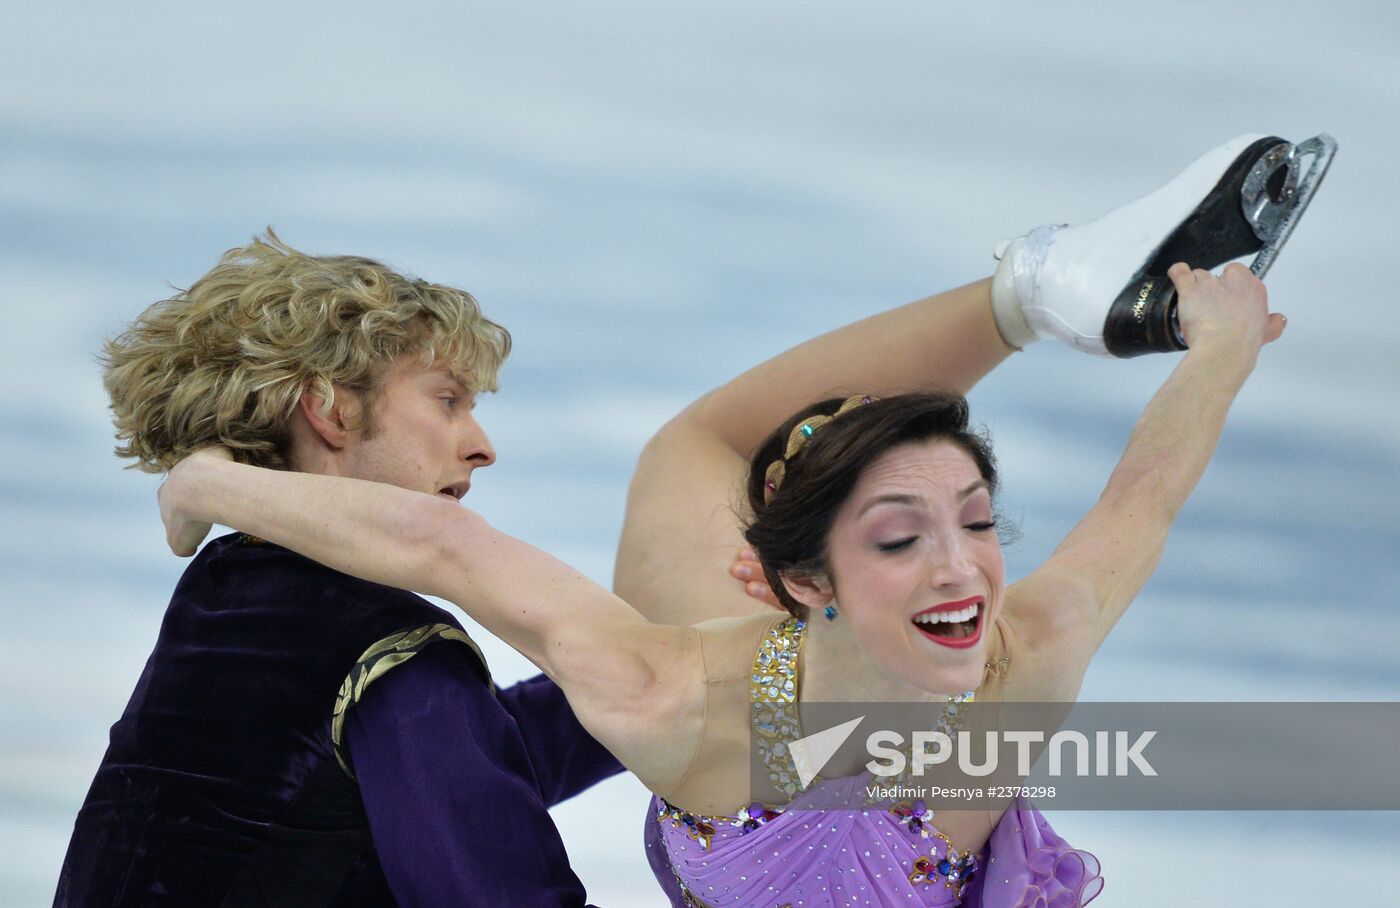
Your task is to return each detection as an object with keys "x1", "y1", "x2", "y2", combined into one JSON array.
[{"x1": 911, "y1": 596, "x2": 984, "y2": 650}]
